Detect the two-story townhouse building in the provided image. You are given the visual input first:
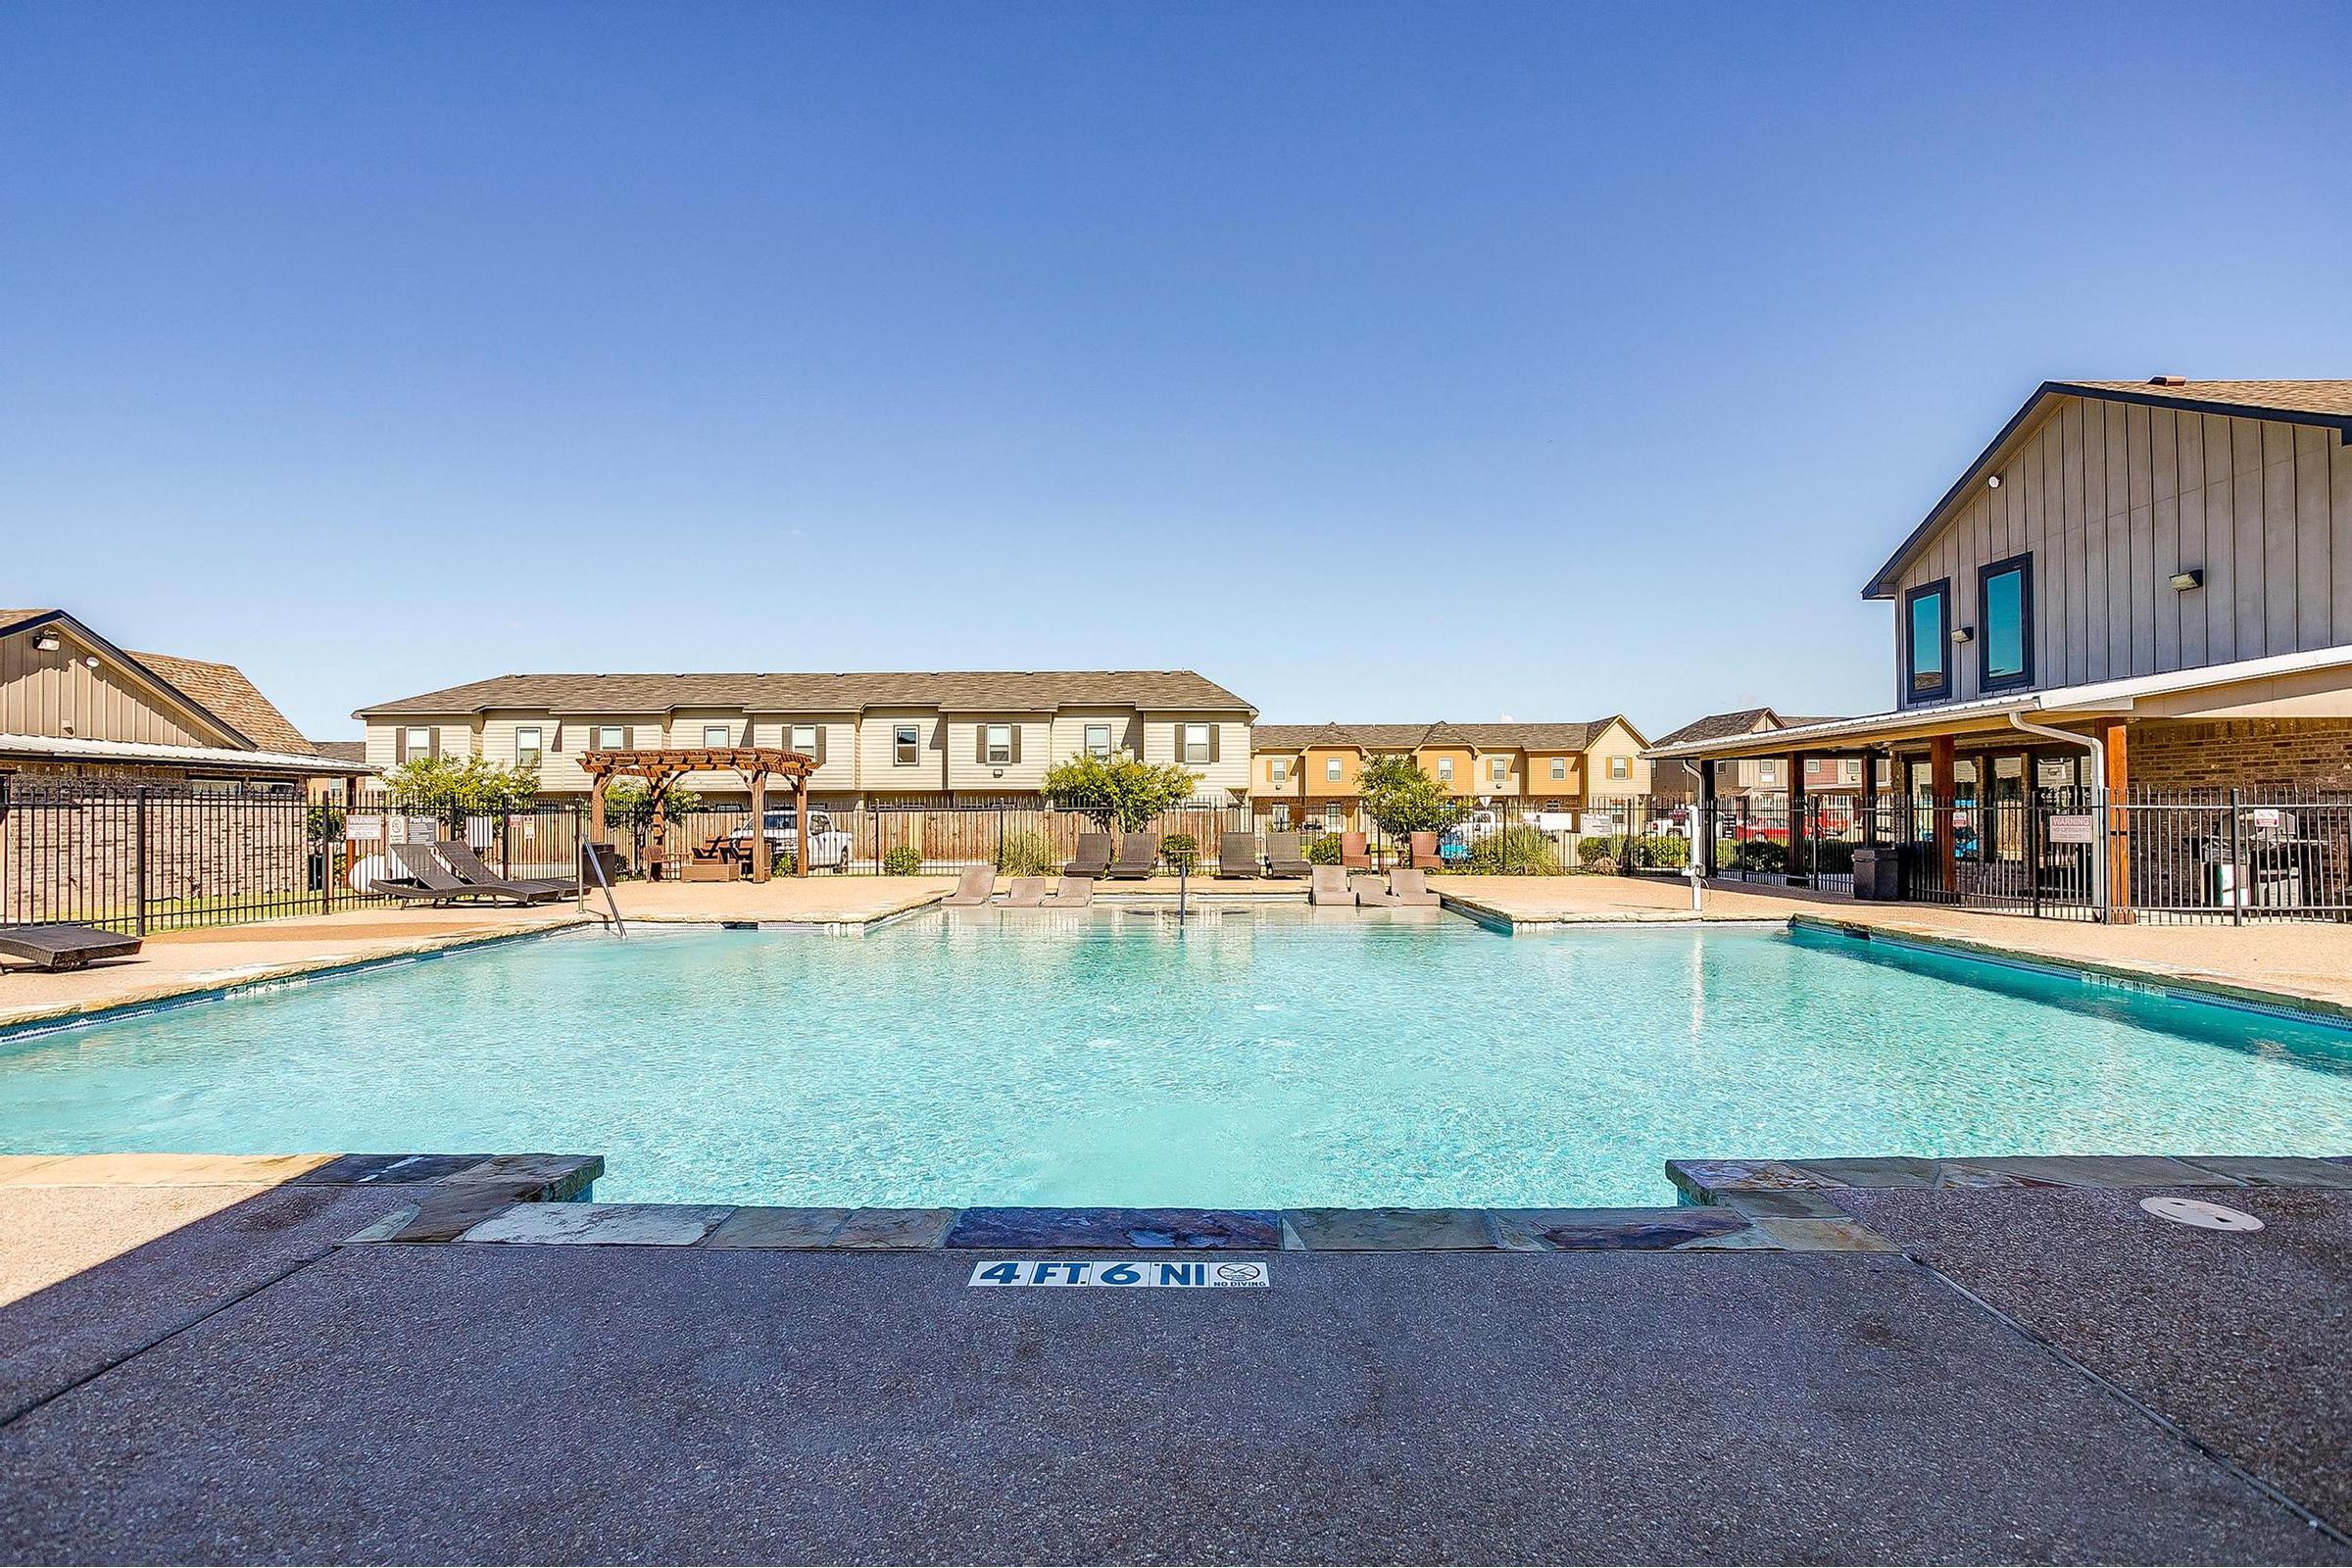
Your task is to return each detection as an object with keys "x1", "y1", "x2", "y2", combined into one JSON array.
[
  {"x1": 1249, "y1": 718, "x2": 1651, "y2": 834},
  {"x1": 354, "y1": 670, "x2": 1254, "y2": 808},
  {"x1": 1649, "y1": 709, "x2": 1885, "y2": 808},
  {"x1": 1645, "y1": 377, "x2": 2352, "y2": 894}
]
